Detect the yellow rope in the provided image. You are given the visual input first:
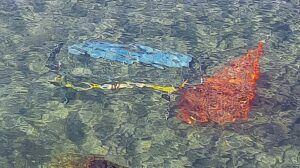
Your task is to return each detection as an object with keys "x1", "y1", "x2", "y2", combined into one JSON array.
[{"x1": 50, "y1": 75, "x2": 188, "y2": 94}]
